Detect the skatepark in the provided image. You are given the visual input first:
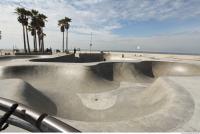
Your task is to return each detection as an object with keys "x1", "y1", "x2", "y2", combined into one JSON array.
[
  {"x1": 1, "y1": 0, "x2": 200, "y2": 132},
  {"x1": 0, "y1": 52, "x2": 200, "y2": 132}
]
